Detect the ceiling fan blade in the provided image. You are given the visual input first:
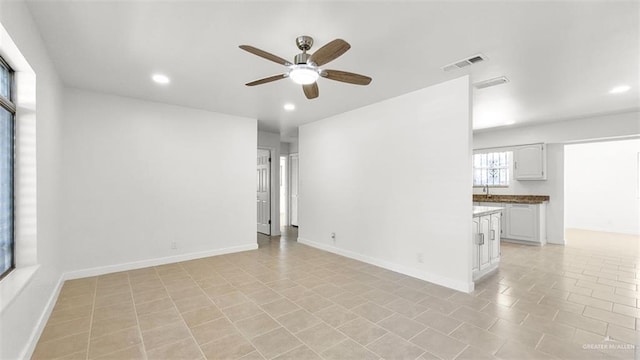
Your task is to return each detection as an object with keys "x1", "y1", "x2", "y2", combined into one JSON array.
[
  {"x1": 239, "y1": 45, "x2": 292, "y2": 66},
  {"x1": 303, "y1": 82, "x2": 319, "y2": 99},
  {"x1": 322, "y1": 70, "x2": 372, "y2": 85},
  {"x1": 245, "y1": 74, "x2": 287, "y2": 86},
  {"x1": 308, "y1": 39, "x2": 351, "y2": 66}
]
